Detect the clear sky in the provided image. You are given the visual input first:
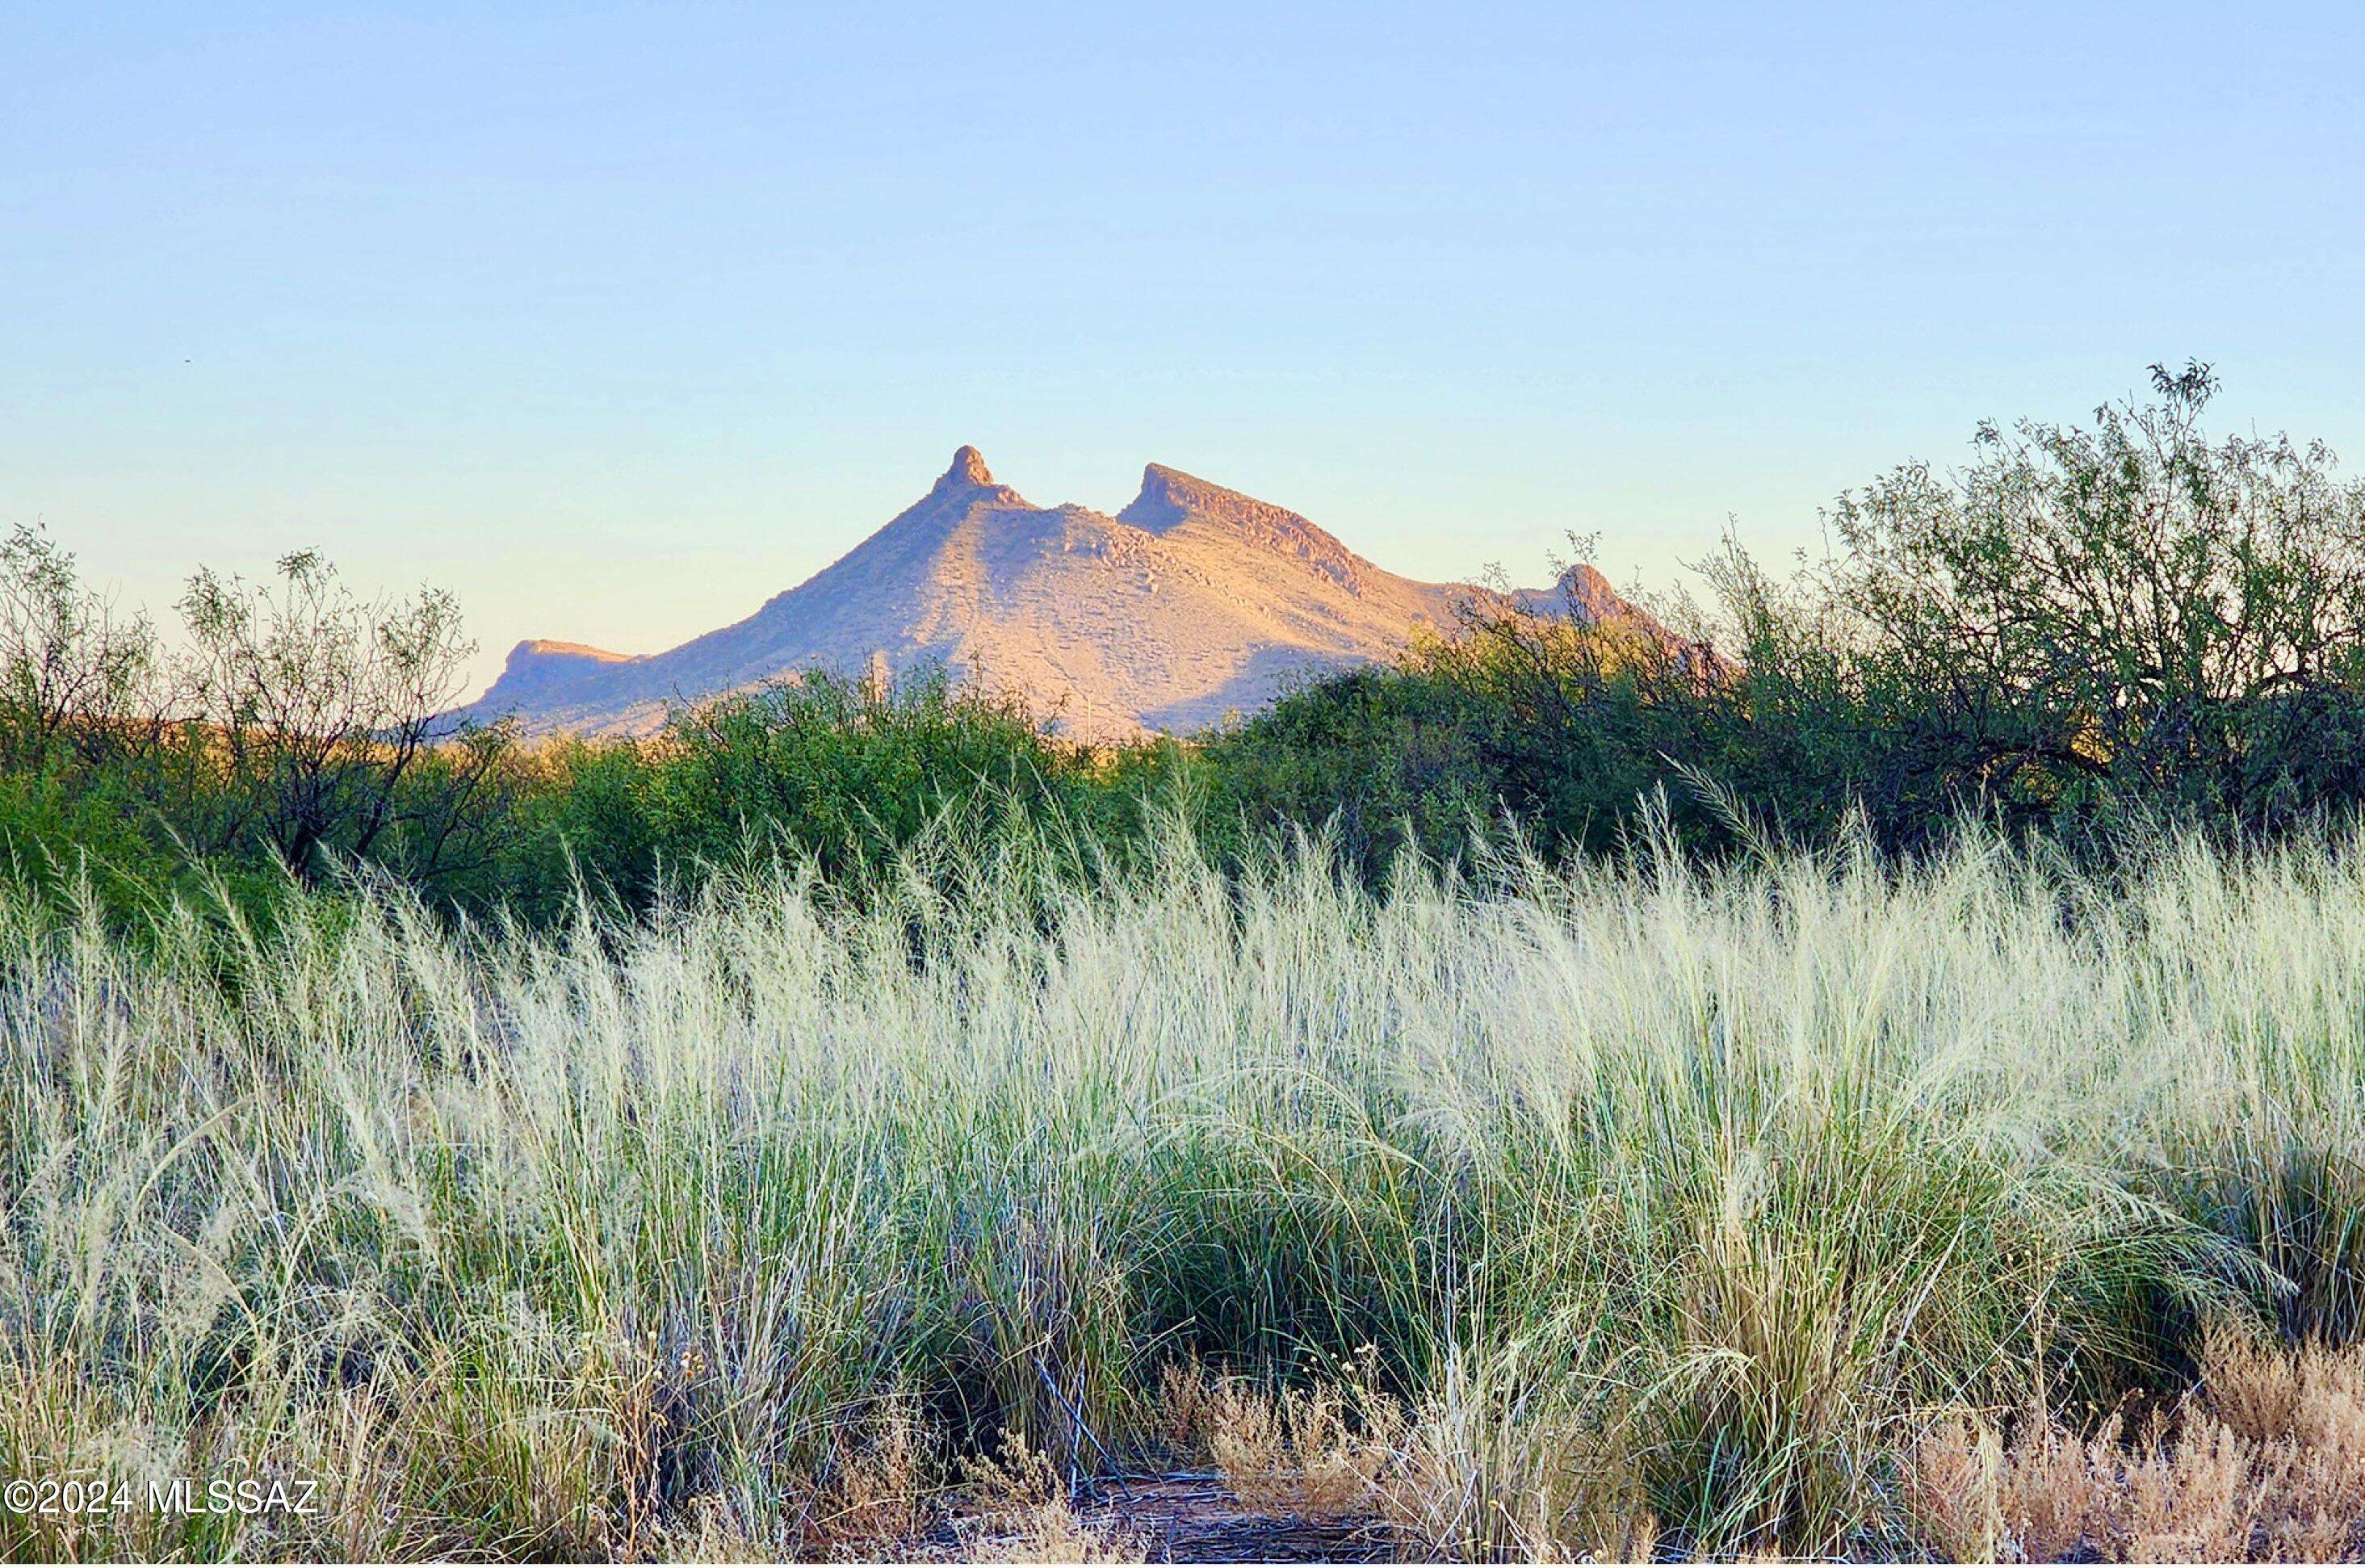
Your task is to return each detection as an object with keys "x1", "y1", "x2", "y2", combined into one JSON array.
[{"x1": 8, "y1": 2, "x2": 2362, "y2": 700}]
